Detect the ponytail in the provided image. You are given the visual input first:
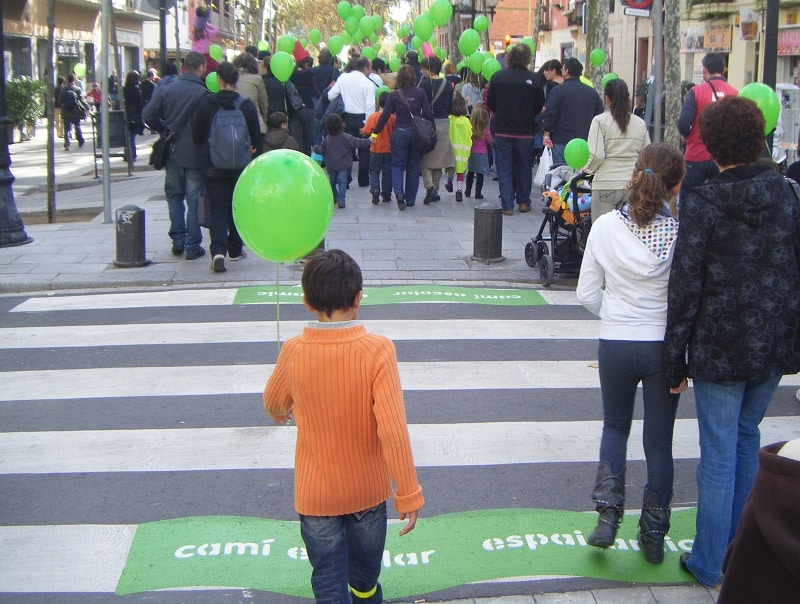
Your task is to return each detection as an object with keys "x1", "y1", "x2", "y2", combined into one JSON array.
[
  {"x1": 605, "y1": 79, "x2": 631, "y2": 135},
  {"x1": 627, "y1": 143, "x2": 685, "y2": 226}
]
